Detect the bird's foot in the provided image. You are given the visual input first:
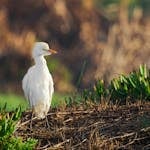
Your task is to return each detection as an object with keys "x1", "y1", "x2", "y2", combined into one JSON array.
[{"x1": 45, "y1": 116, "x2": 50, "y2": 129}]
